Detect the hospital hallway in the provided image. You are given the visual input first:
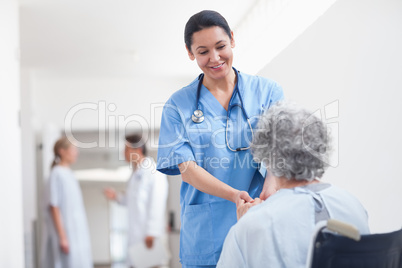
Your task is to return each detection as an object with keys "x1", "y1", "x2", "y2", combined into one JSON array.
[{"x1": 1, "y1": 0, "x2": 402, "y2": 267}]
